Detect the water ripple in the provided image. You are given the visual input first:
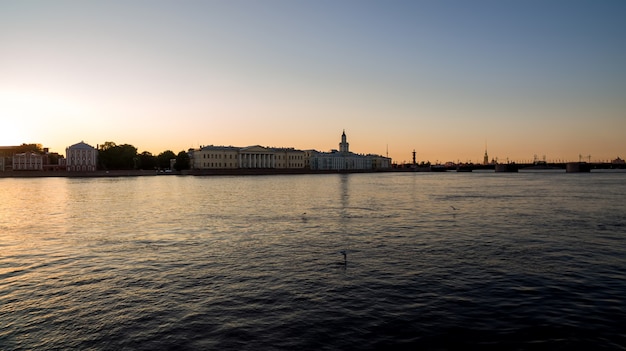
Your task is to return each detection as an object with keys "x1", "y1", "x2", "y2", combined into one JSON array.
[{"x1": 1, "y1": 174, "x2": 626, "y2": 350}]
